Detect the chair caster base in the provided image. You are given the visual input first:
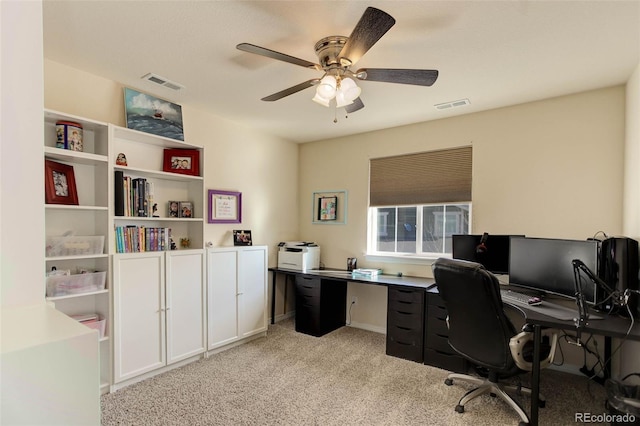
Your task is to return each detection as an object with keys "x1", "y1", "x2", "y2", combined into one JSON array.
[
  {"x1": 445, "y1": 378, "x2": 454, "y2": 386},
  {"x1": 455, "y1": 405, "x2": 465, "y2": 413}
]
